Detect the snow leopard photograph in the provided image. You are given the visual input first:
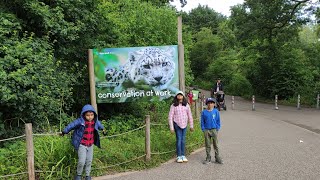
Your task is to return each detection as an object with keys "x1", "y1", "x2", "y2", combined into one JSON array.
[{"x1": 93, "y1": 46, "x2": 179, "y2": 103}]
